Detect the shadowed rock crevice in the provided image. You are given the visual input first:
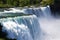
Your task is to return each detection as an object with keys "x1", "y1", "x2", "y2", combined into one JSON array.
[{"x1": 0, "y1": 23, "x2": 16, "y2": 40}]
